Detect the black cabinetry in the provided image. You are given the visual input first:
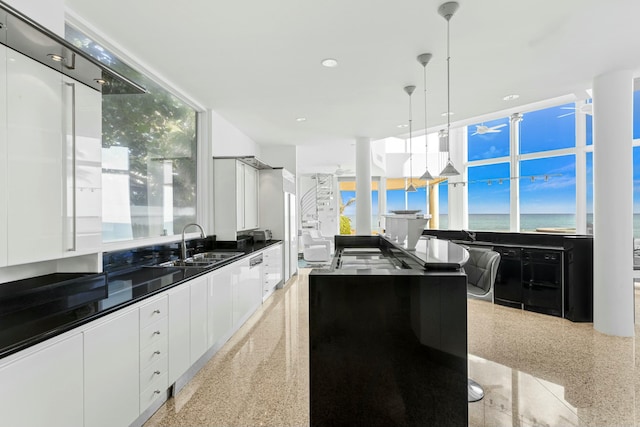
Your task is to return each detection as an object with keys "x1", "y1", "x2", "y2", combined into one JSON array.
[
  {"x1": 564, "y1": 237, "x2": 593, "y2": 322},
  {"x1": 494, "y1": 247, "x2": 522, "y2": 308},
  {"x1": 522, "y1": 249, "x2": 563, "y2": 316}
]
